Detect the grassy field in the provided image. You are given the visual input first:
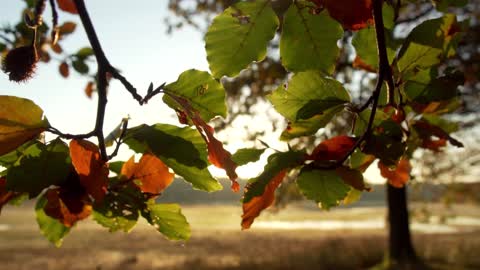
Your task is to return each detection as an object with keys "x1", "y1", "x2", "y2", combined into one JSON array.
[{"x1": 0, "y1": 203, "x2": 479, "y2": 270}]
